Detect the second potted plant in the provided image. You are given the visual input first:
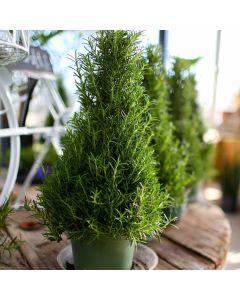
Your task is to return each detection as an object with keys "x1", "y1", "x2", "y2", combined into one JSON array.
[
  {"x1": 167, "y1": 56, "x2": 214, "y2": 202},
  {"x1": 143, "y1": 45, "x2": 191, "y2": 220}
]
